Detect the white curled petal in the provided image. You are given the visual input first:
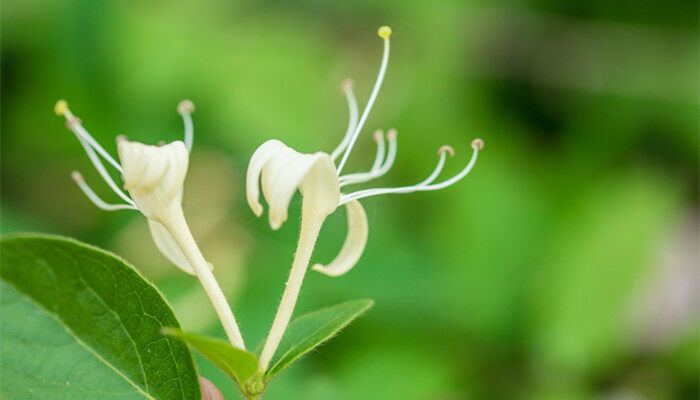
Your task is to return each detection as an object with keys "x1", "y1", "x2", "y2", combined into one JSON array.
[
  {"x1": 148, "y1": 220, "x2": 214, "y2": 275},
  {"x1": 311, "y1": 199, "x2": 368, "y2": 277},
  {"x1": 264, "y1": 151, "x2": 338, "y2": 230},
  {"x1": 117, "y1": 139, "x2": 189, "y2": 221},
  {"x1": 246, "y1": 140, "x2": 288, "y2": 217},
  {"x1": 248, "y1": 140, "x2": 340, "y2": 230}
]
